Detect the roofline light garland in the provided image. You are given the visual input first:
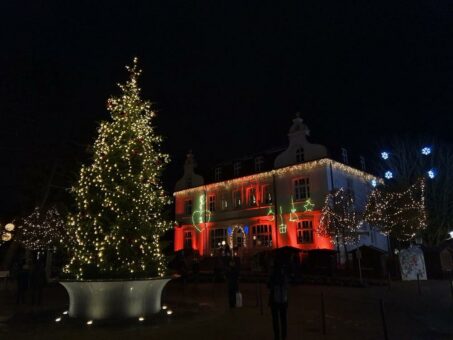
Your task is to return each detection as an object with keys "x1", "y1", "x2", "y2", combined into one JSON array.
[{"x1": 174, "y1": 158, "x2": 382, "y2": 196}]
